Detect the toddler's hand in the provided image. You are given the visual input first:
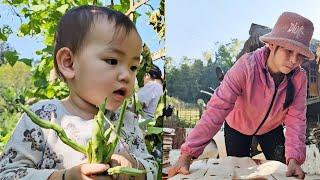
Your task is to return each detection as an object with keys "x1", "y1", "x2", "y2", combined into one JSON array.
[
  {"x1": 109, "y1": 152, "x2": 137, "y2": 180},
  {"x1": 110, "y1": 152, "x2": 146, "y2": 180},
  {"x1": 49, "y1": 163, "x2": 112, "y2": 180},
  {"x1": 69, "y1": 163, "x2": 112, "y2": 180}
]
